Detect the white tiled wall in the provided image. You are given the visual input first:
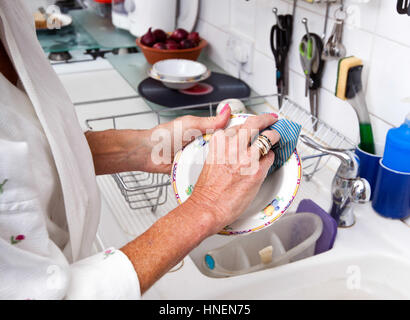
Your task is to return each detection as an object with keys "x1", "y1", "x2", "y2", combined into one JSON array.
[{"x1": 196, "y1": 0, "x2": 410, "y2": 146}]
